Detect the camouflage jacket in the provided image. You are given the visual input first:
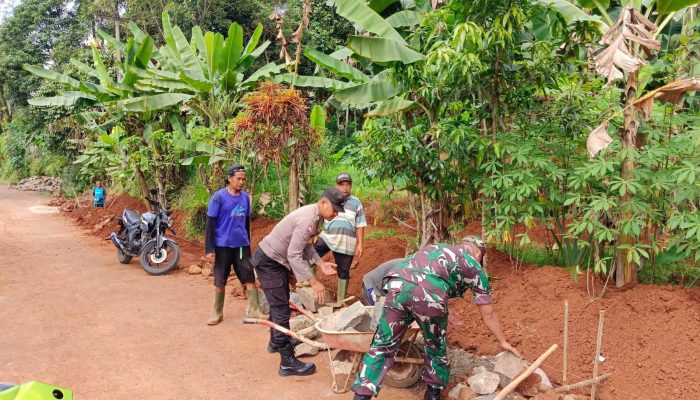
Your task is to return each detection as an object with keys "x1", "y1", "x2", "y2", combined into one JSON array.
[{"x1": 384, "y1": 244, "x2": 492, "y2": 306}]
